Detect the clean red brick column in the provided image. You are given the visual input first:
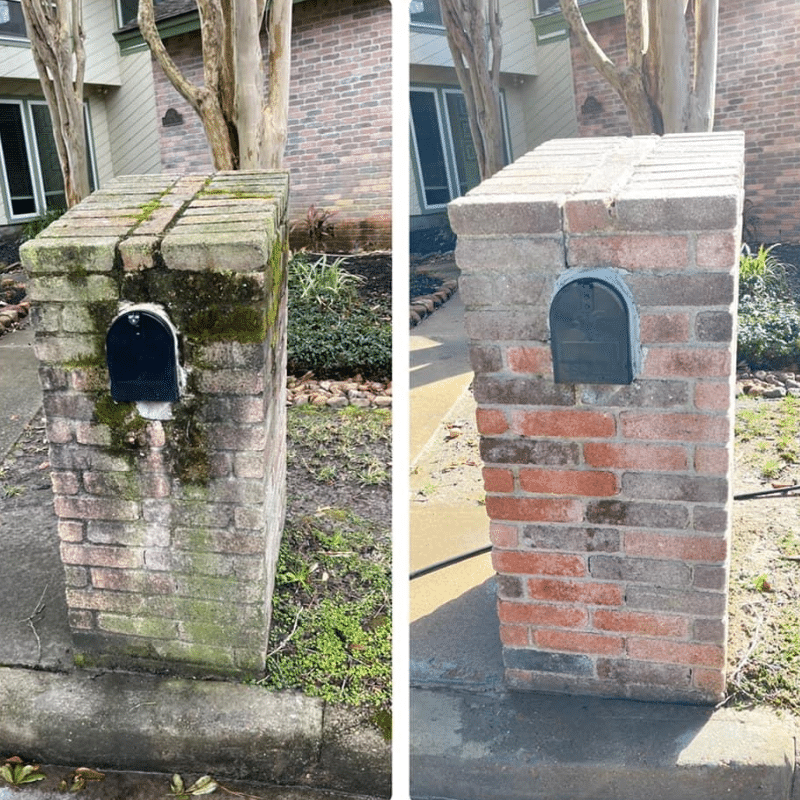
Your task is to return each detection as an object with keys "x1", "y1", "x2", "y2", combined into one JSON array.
[{"x1": 449, "y1": 133, "x2": 745, "y2": 704}]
